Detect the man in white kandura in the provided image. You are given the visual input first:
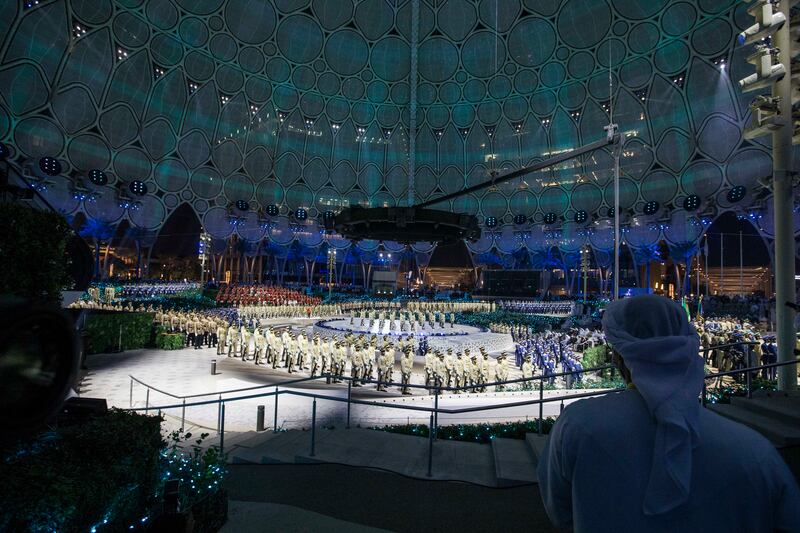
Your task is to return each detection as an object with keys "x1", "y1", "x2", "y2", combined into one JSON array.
[{"x1": 538, "y1": 294, "x2": 800, "y2": 532}]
